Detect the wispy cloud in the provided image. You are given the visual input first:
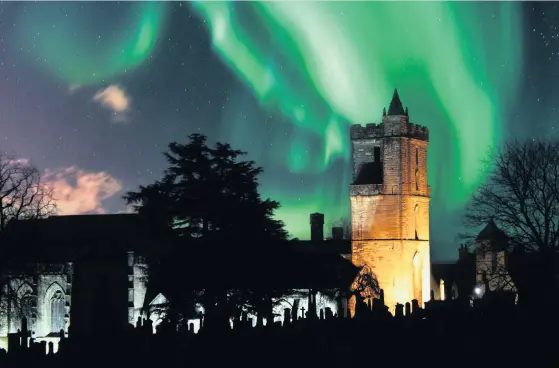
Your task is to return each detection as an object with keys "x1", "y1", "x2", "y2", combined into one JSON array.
[
  {"x1": 43, "y1": 166, "x2": 122, "y2": 215},
  {"x1": 92, "y1": 84, "x2": 131, "y2": 123},
  {"x1": 68, "y1": 84, "x2": 81, "y2": 94}
]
